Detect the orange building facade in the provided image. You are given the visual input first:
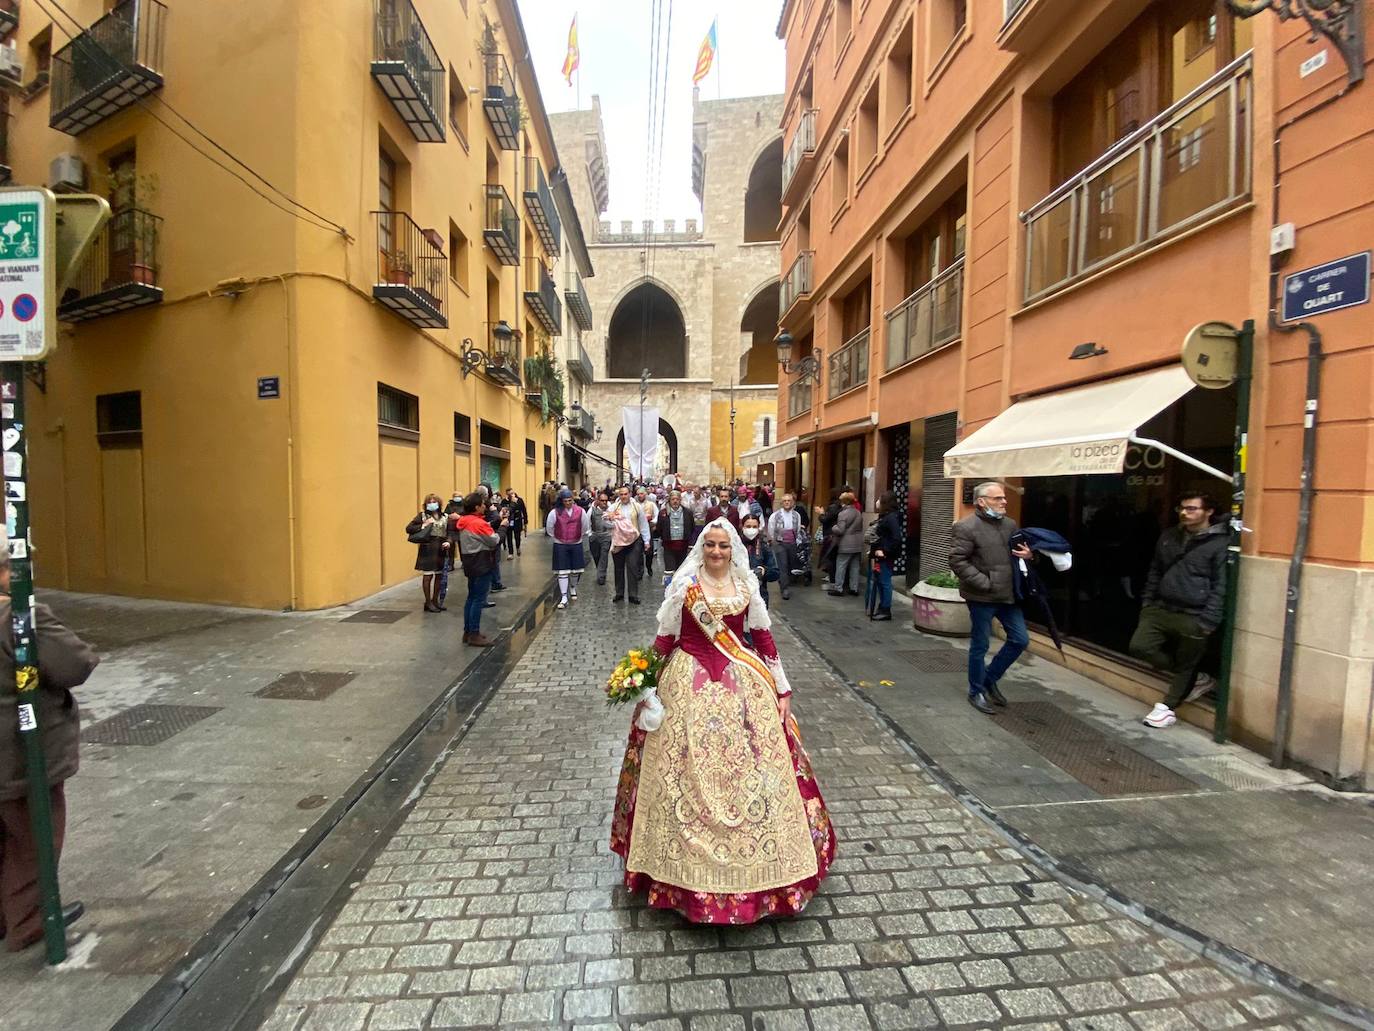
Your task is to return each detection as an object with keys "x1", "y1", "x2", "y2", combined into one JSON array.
[{"x1": 773, "y1": 0, "x2": 1373, "y2": 787}]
